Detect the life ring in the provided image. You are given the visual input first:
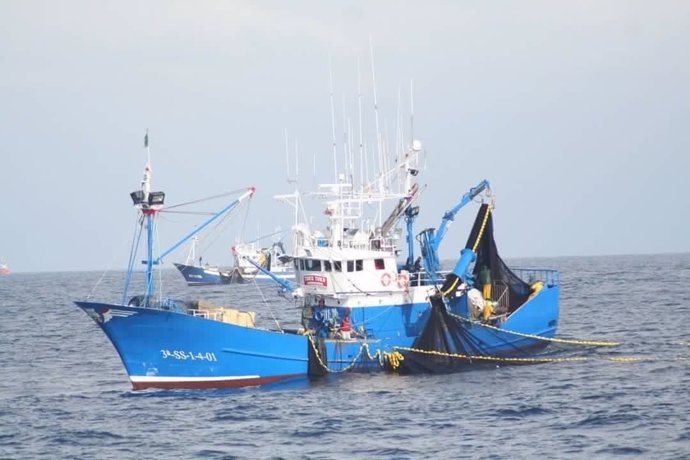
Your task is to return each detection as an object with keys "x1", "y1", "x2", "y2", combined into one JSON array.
[
  {"x1": 396, "y1": 270, "x2": 410, "y2": 290},
  {"x1": 380, "y1": 272, "x2": 392, "y2": 287}
]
